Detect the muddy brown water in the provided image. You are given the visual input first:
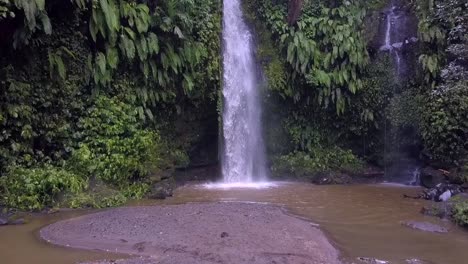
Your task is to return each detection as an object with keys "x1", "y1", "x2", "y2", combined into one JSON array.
[{"x1": 1, "y1": 182, "x2": 468, "y2": 264}]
